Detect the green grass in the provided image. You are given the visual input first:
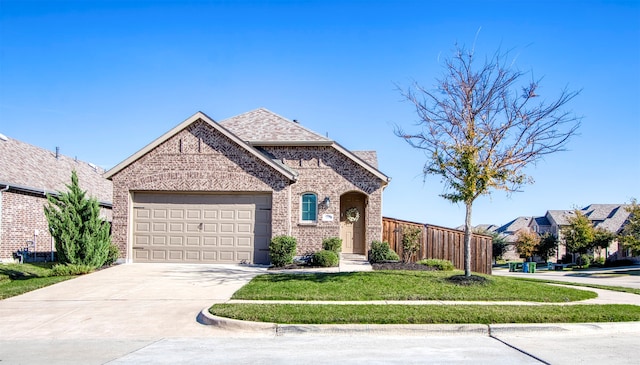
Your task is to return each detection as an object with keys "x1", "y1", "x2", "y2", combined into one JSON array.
[
  {"x1": 0, "y1": 263, "x2": 74, "y2": 299},
  {"x1": 232, "y1": 271, "x2": 596, "y2": 302},
  {"x1": 210, "y1": 304, "x2": 640, "y2": 324},
  {"x1": 513, "y1": 277, "x2": 640, "y2": 295}
]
